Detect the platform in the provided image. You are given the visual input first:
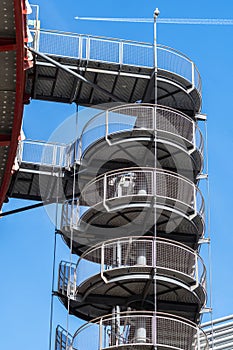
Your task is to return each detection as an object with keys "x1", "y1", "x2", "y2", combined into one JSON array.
[
  {"x1": 57, "y1": 237, "x2": 206, "y2": 322},
  {"x1": 26, "y1": 29, "x2": 202, "y2": 117}
]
